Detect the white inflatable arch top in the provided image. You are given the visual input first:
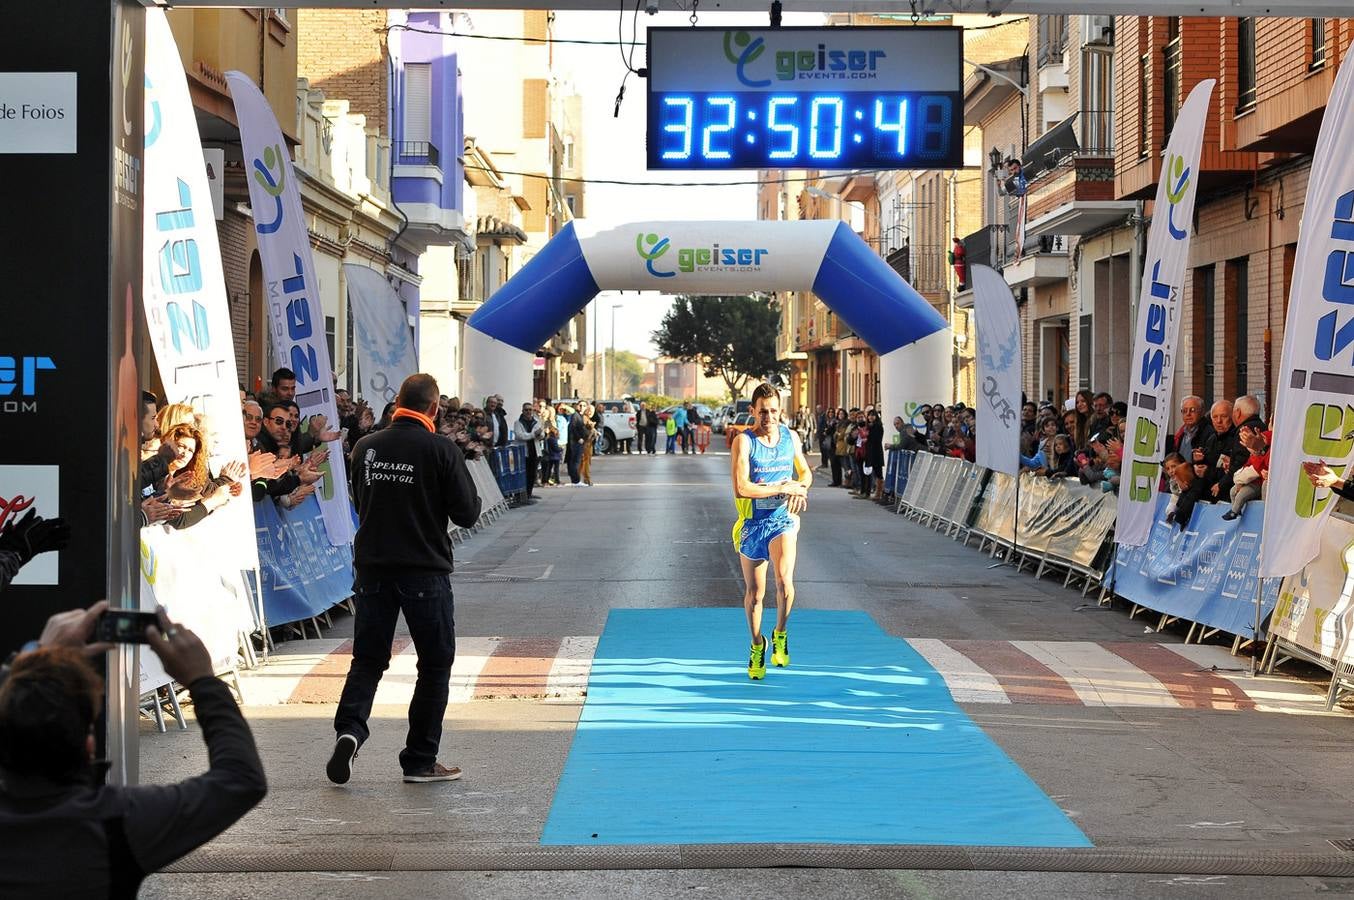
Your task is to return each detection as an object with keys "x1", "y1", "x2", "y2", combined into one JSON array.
[{"x1": 463, "y1": 220, "x2": 952, "y2": 419}]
